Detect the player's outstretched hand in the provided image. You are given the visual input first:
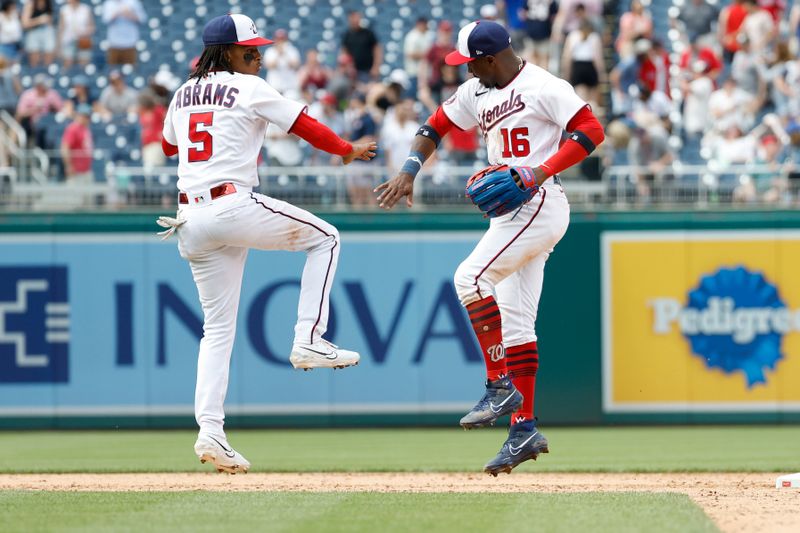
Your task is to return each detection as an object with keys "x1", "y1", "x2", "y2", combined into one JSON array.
[
  {"x1": 343, "y1": 142, "x2": 377, "y2": 165},
  {"x1": 374, "y1": 172, "x2": 415, "y2": 209}
]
